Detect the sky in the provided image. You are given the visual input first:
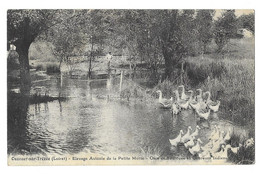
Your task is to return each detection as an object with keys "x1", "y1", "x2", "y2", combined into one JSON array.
[{"x1": 214, "y1": 9, "x2": 254, "y2": 19}]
